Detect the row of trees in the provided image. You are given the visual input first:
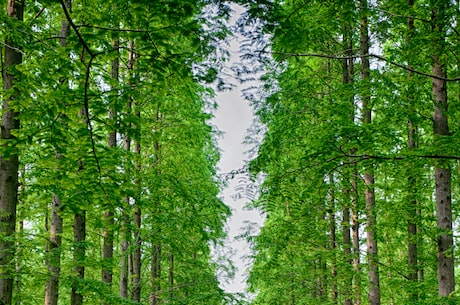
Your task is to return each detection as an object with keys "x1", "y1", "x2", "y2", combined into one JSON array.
[
  {"x1": 1, "y1": 0, "x2": 235, "y2": 304},
  {"x1": 239, "y1": 0, "x2": 459, "y2": 304}
]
